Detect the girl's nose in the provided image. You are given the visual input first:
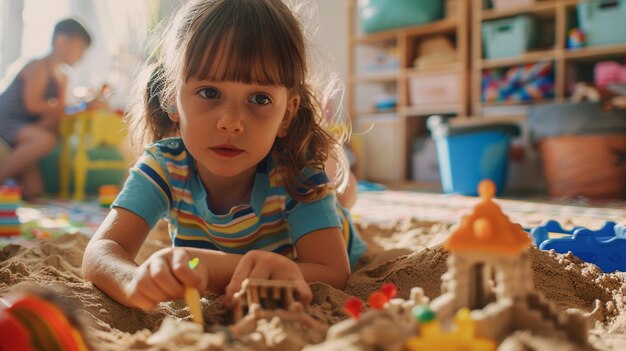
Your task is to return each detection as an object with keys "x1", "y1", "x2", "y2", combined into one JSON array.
[{"x1": 216, "y1": 110, "x2": 244, "y2": 134}]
